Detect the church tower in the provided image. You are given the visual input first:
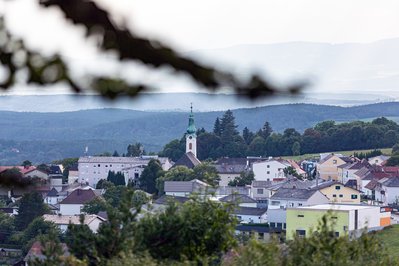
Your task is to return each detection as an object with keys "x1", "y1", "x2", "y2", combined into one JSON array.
[{"x1": 186, "y1": 104, "x2": 197, "y2": 157}]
